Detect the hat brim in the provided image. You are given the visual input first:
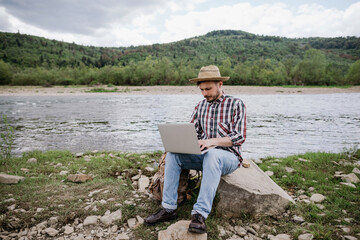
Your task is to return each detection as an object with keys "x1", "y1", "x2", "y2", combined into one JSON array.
[{"x1": 189, "y1": 77, "x2": 230, "y2": 83}]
